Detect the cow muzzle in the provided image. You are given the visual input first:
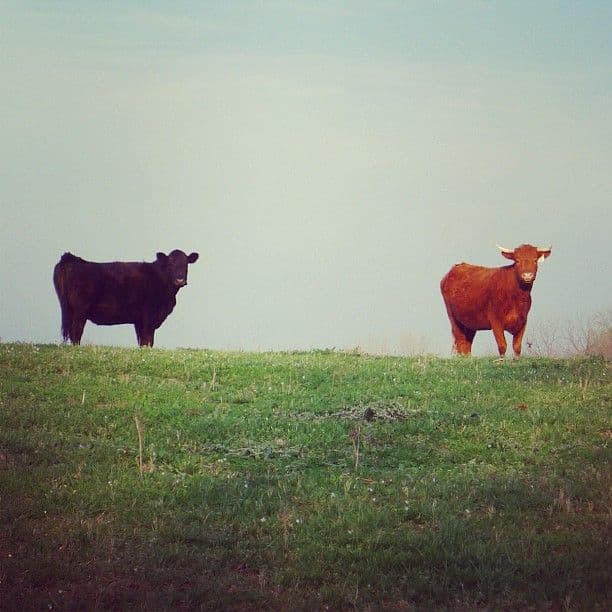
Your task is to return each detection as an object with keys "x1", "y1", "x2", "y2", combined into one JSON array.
[
  {"x1": 175, "y1": 278, "x2": 187, "y2": 287},
  {"x1": 521, "y1": 272, "x2": 535, "y2": 284}
]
